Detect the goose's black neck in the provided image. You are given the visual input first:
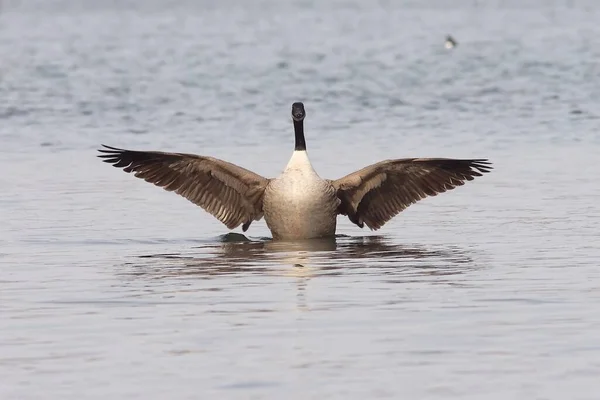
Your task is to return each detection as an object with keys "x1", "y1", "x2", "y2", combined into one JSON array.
[{"x1": 294, "y1": 119, "x2": 306, "y2": 151}]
